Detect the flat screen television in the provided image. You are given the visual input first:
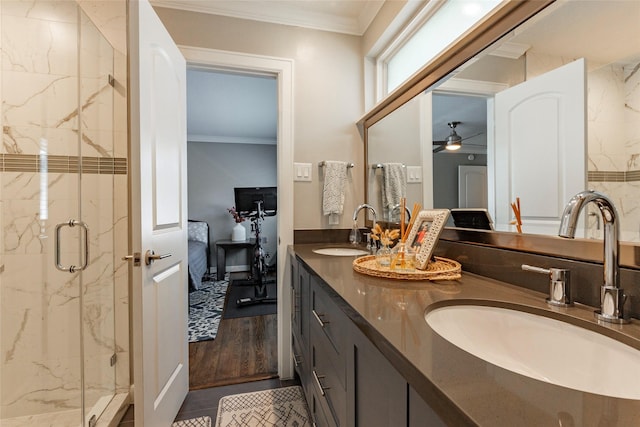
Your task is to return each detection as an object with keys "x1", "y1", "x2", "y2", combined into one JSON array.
[
  {"x1": 450, "y1": 208, "x2": 494, "y2": 230},
  {"x1": 234, "y1": 187, "x2": 277, "y2": 216}
]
